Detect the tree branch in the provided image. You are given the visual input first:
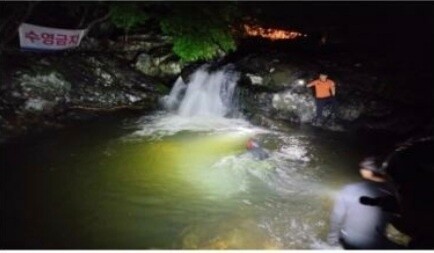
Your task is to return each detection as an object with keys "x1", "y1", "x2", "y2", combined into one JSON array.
[
  {"x1": 83, "y1": 11, "x2": 111, "y2": 36},
  {"x1": 77, "y1": 5, "x2": 90, "y2": 29}
]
